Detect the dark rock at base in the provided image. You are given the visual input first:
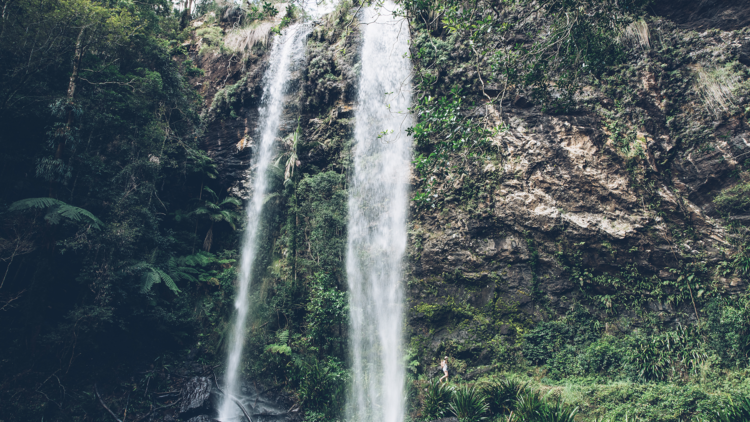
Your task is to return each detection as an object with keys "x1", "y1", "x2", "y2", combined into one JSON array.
[
  {"x1": 186, "y1": 416, "x2": 213, "y2": 422},
  {"x1": 180, "y1": 377, "x2": 214, "y2": 416}
]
